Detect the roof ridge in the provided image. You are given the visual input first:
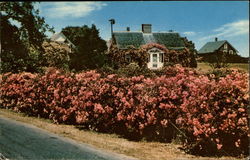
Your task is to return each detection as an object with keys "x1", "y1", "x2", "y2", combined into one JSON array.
[
  {"x1": 113, "y1": 31, "x2": 142, "y2": 33},
  {"x1": 113, "y1": 31, "x2": 178, "y2": 34},
  {"x1": 208, "y1": 40, "x2": 226, "y2": 43}
]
